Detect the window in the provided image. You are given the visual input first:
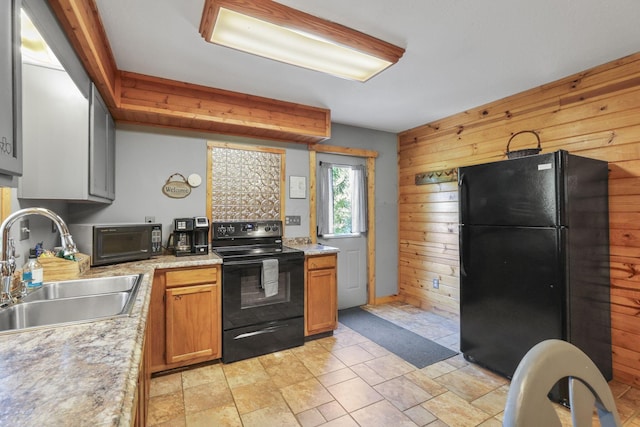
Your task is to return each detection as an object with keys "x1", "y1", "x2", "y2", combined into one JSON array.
[{"x1": 317, "y1": 162, "x2": 367, "y2": 237}]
